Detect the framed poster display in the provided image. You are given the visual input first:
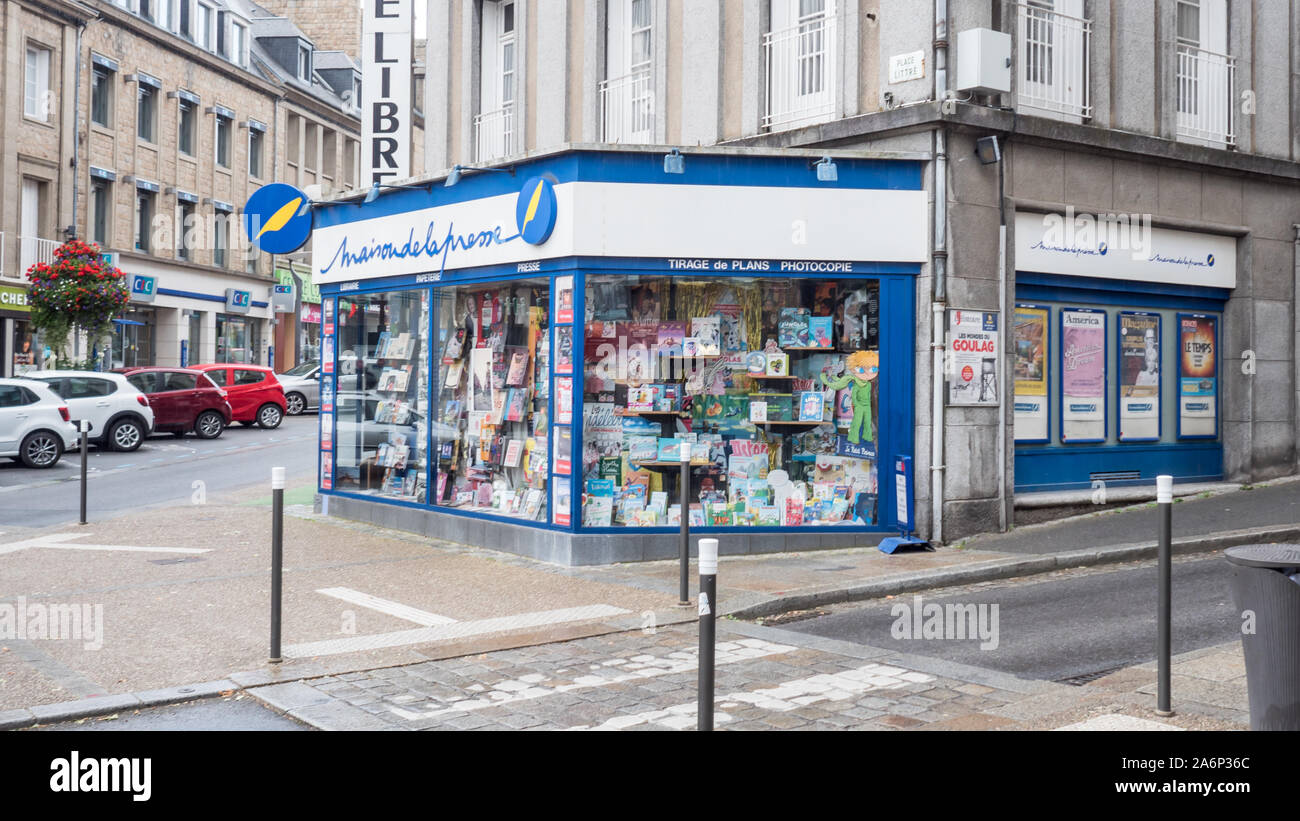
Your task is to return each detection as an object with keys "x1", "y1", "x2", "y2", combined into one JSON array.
[
  {"x1": 1059, "y1": 308, "x2": 1107, "y2": 443},
  {"x1": 1013, "y1": 304, "x2": 1049, "y2": 443},
  {"x1": 1118, "y1": 312, "x2": 1161, "y2": 442},
  {"x1": 1177, "y1": 313, "x2": 1218, "y2": 439}
]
